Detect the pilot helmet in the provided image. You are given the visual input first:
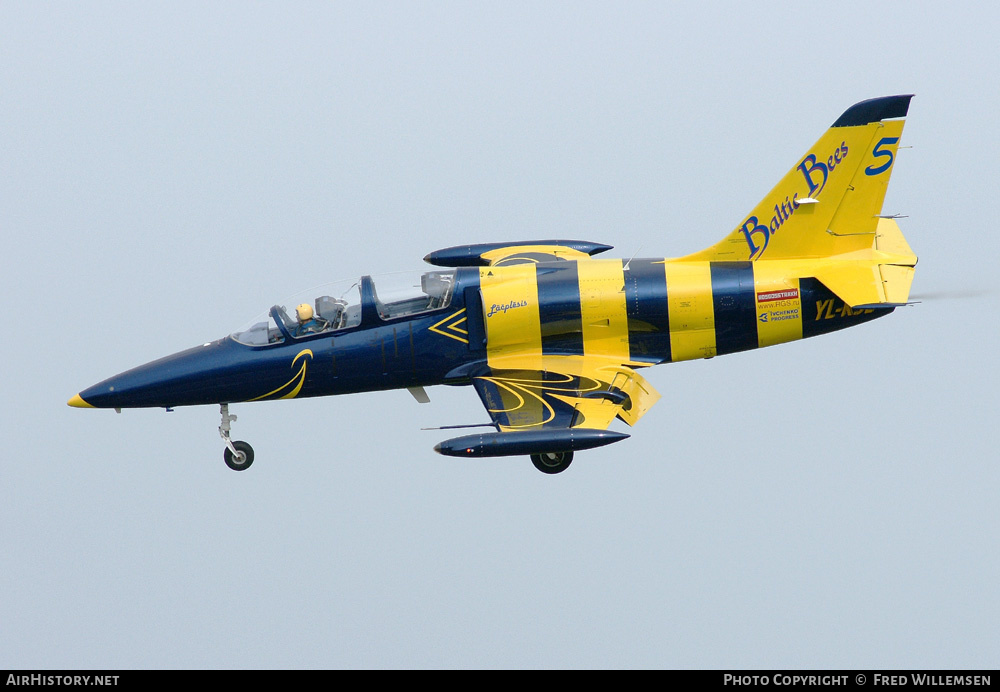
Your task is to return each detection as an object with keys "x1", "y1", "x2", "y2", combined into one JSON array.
[{"x1": 296, "y1": 303, "x2": 314, "y2": 322}]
